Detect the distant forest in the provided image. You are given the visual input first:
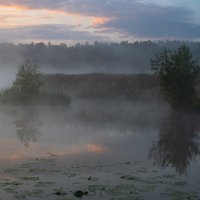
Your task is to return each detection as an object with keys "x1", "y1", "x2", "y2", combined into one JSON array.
[{"x1": 1, "y1": 41, "x2": 200, "y2": 74}]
